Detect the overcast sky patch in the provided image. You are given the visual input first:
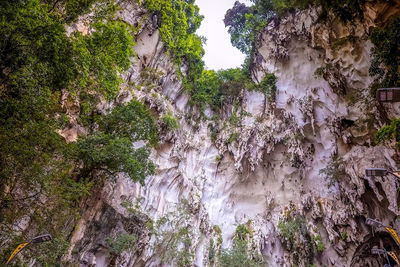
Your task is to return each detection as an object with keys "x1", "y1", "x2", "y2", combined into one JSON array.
[{"x1": 196, "y1": 0, "x2": 251, "y2": 70}]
